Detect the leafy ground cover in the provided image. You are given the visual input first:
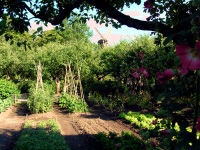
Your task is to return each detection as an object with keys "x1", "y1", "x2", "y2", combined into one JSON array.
[
  {"x1": 0, "y1": 97, "x2": 14, "y2": 113},
  {"x1": 13, "y1": 119, "x2": 70, "y2": 150},
  {"x1": 119, "y1": 111, "x2": 156, "y2": 130},
  {"x1": 119, "y1": 111, "x2": 200, "y2": 149}
]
